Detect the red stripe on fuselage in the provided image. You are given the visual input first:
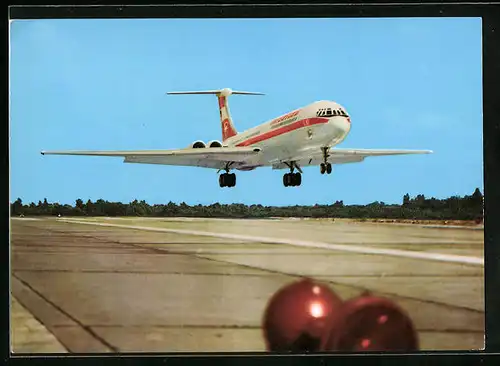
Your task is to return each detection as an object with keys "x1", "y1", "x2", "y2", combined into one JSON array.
[{"x1": 235, "y1": 117, "x2": 329, "y2": 147}]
